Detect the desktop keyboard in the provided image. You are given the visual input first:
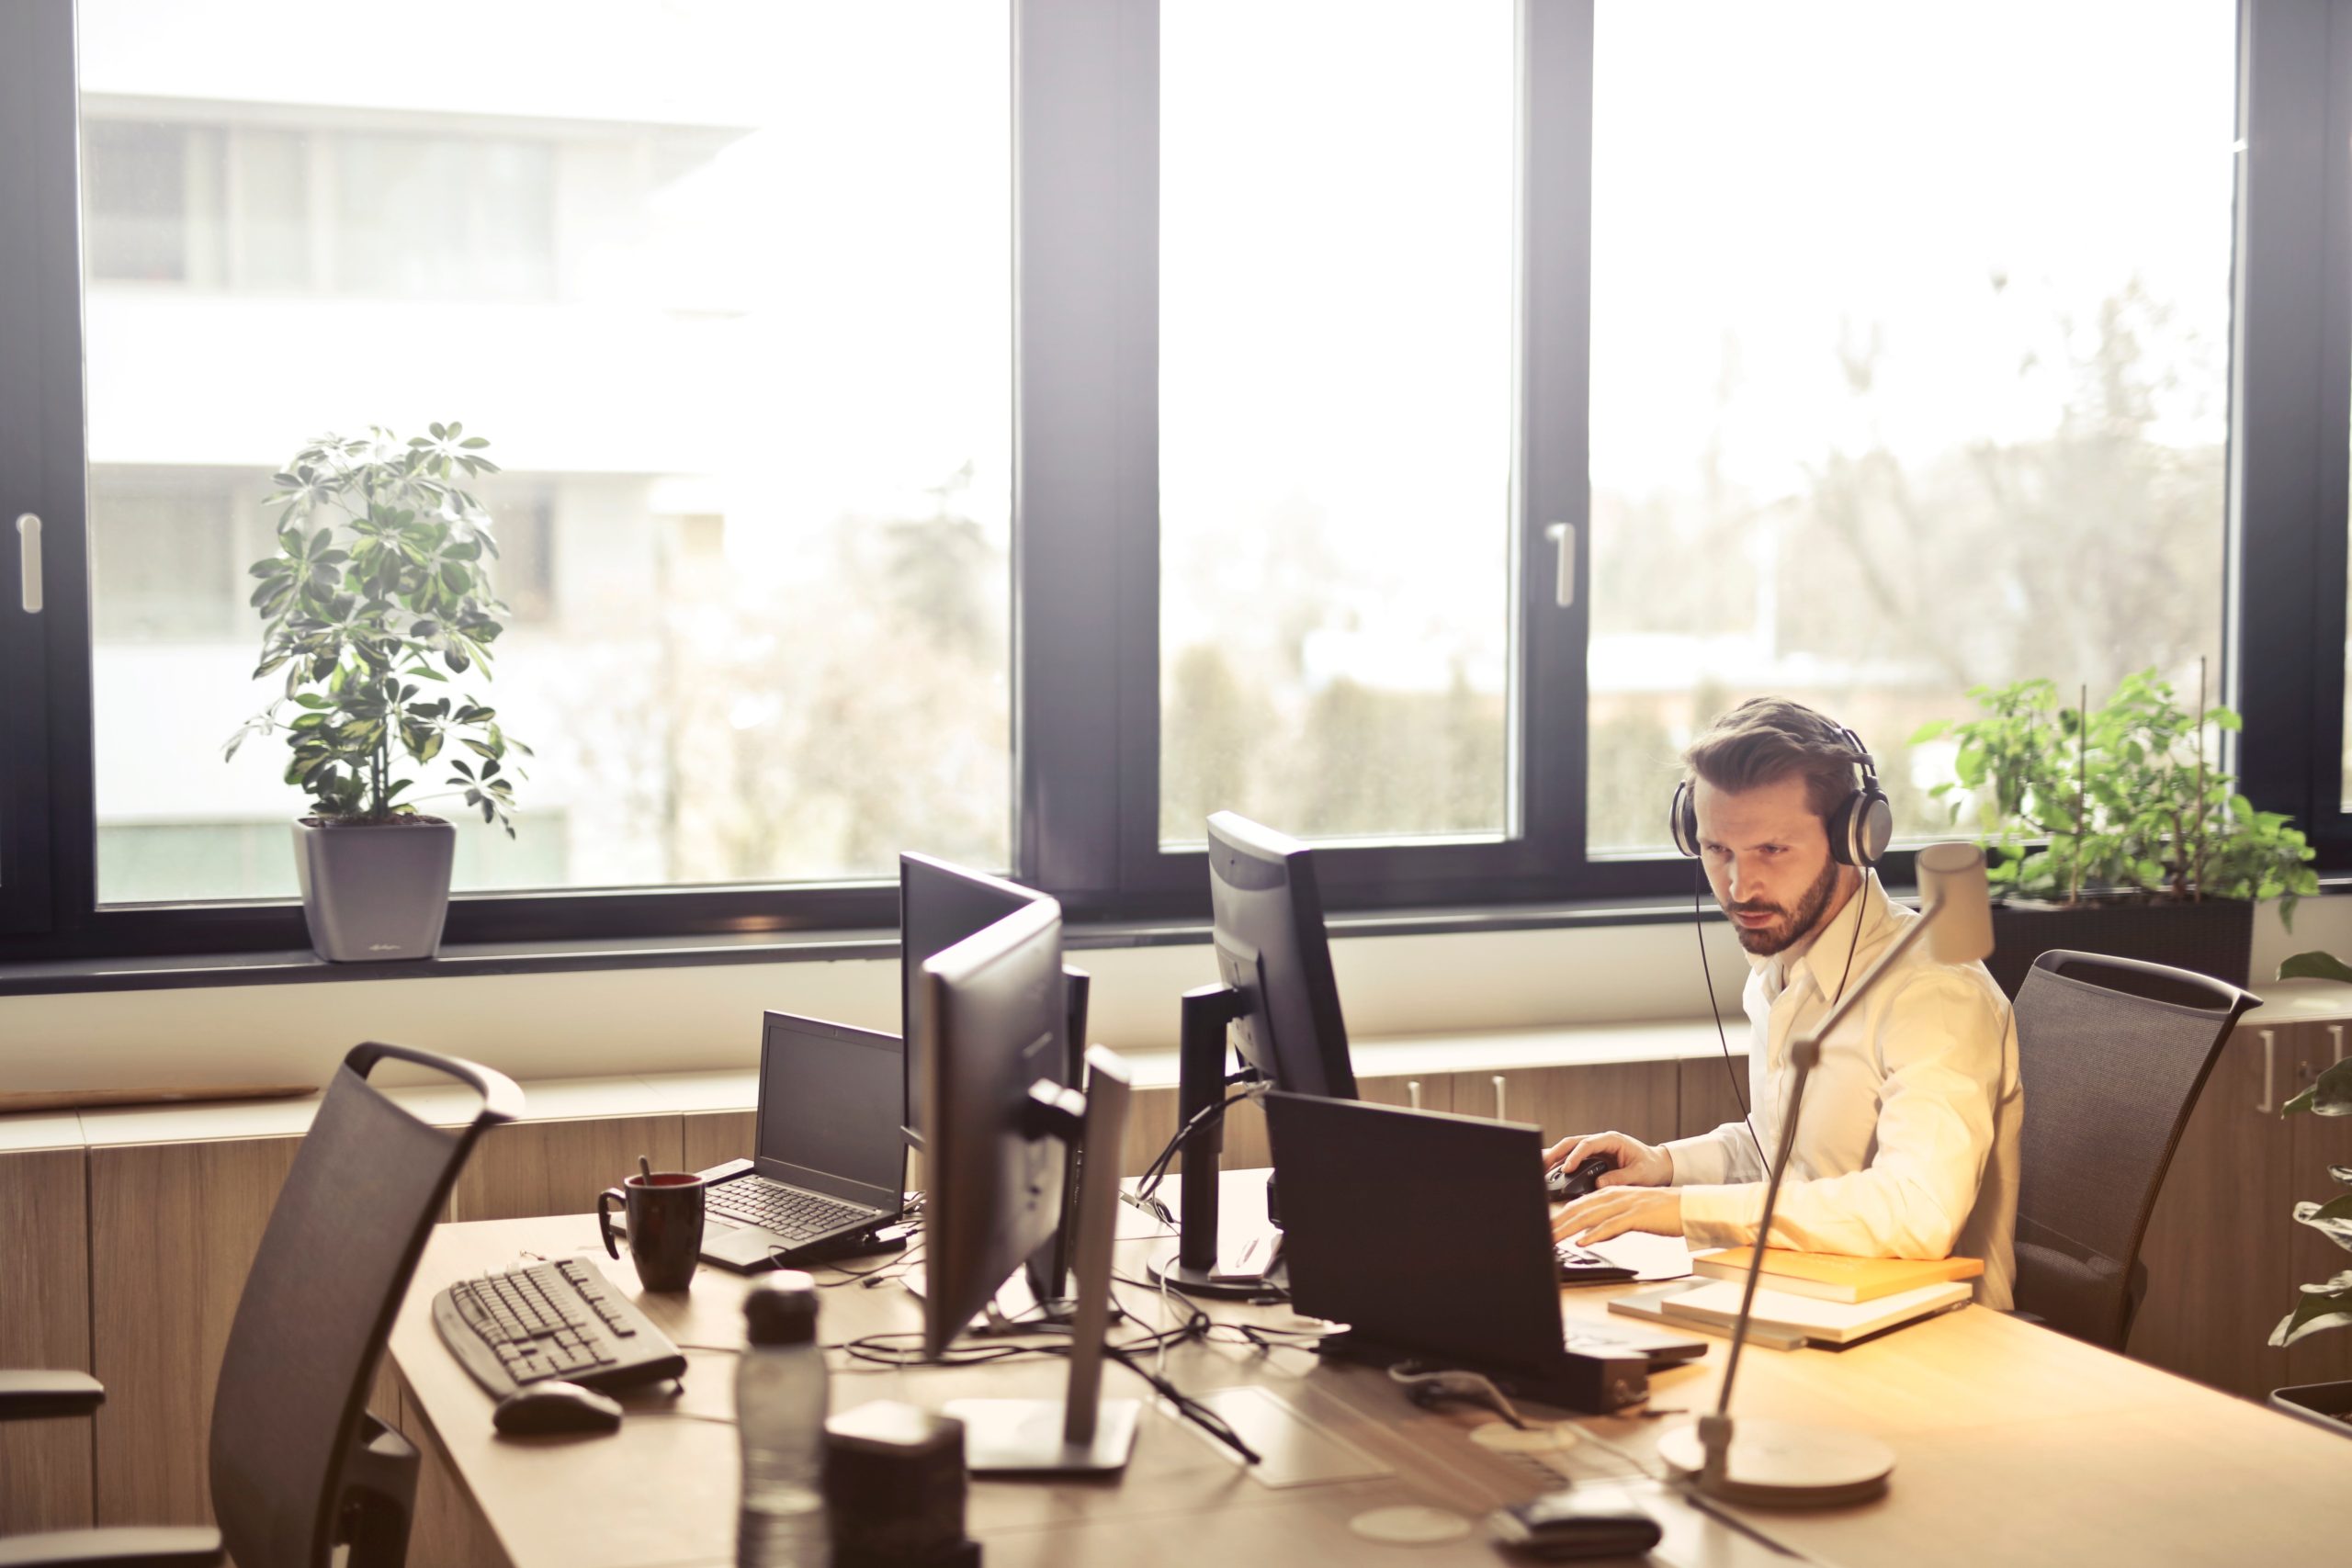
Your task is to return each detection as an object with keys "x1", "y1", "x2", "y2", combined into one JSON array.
[
  {"x1": 432, "y1": 1258, "x2": 687, "y2": 1398},
  {"x1": 707, "y1": 1176, "x2": 878, "y2": 1242}
]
